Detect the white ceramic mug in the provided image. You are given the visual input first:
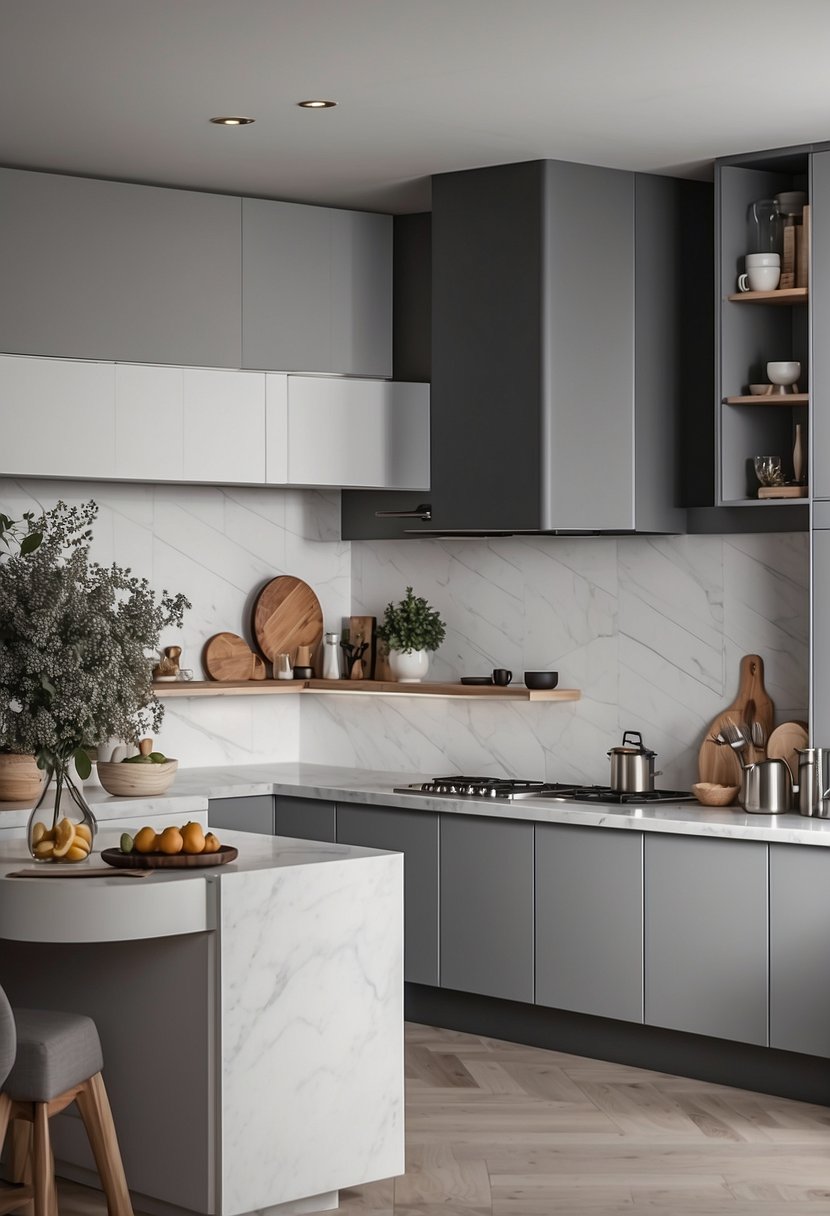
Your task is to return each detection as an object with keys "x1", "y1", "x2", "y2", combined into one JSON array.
[
  {"x1": 745, "y1": 252, "x2": 781, "y2": 268},
  {"x1": 738, "y1": 266, "x2": 781, "y2": 292}
]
